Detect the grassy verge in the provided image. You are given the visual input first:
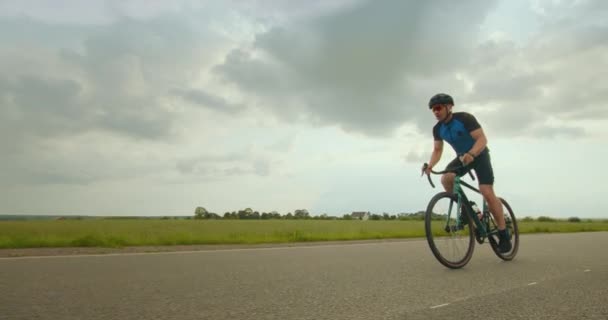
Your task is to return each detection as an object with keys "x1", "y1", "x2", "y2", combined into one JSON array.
[{"x1": 0, "y1": 219, "x2": 607, "y2": 249}]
